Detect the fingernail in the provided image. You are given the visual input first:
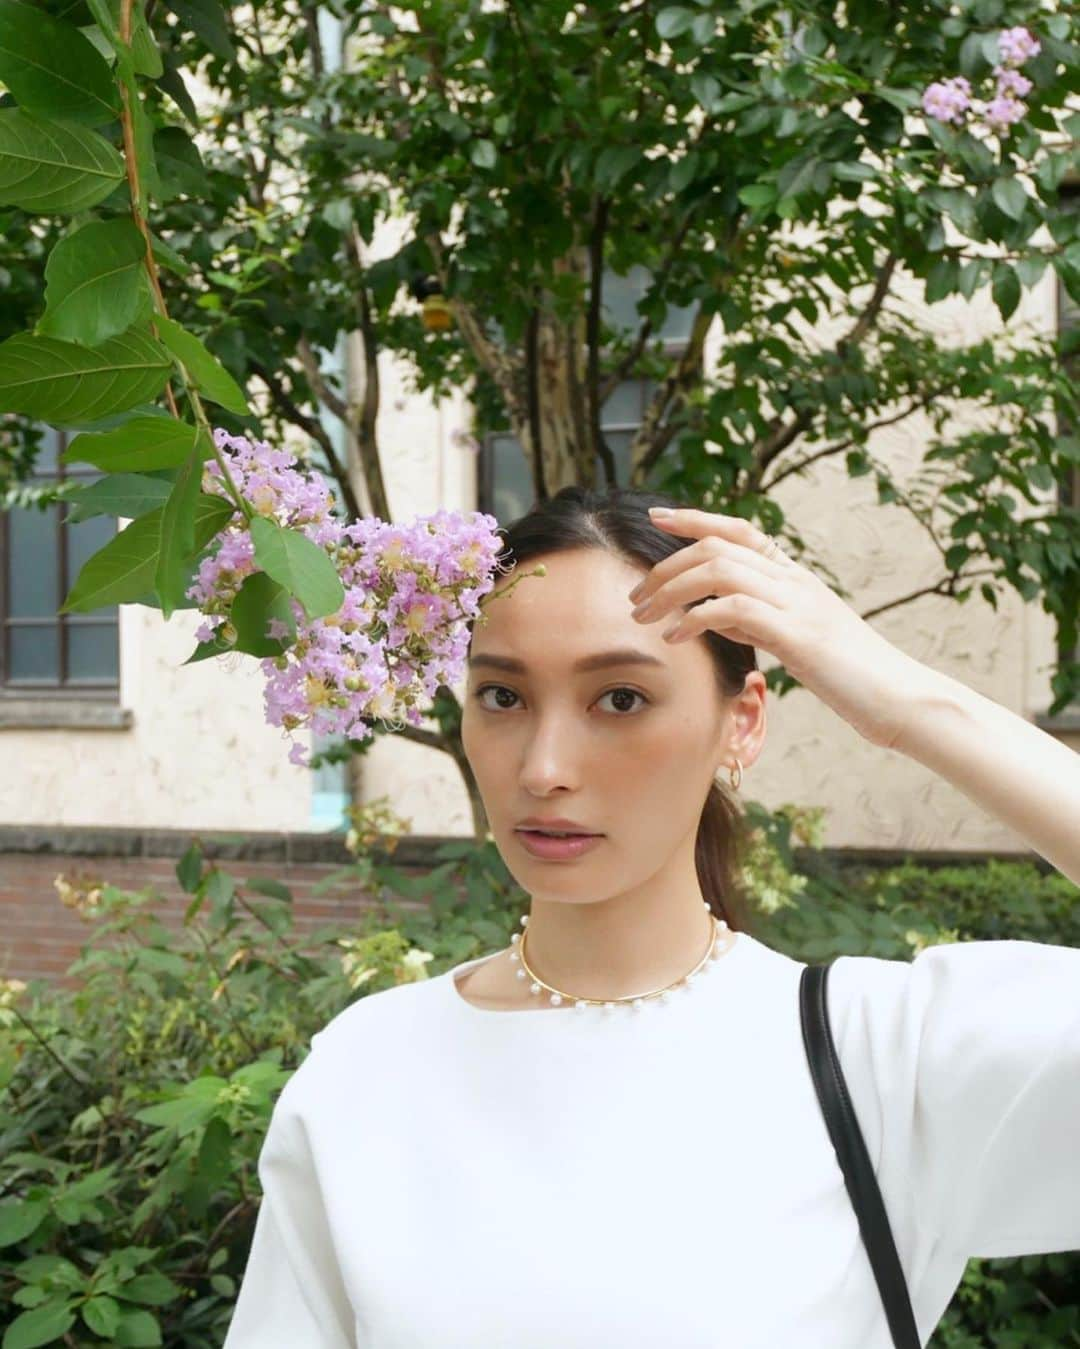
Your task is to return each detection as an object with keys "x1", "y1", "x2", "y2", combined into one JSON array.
[
  {"x1": 649, "y1": 506, "x2": 674, "y2": 517},
  {"x1": 628, "y1": 581, "x2": 645, "y2": 602}
]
